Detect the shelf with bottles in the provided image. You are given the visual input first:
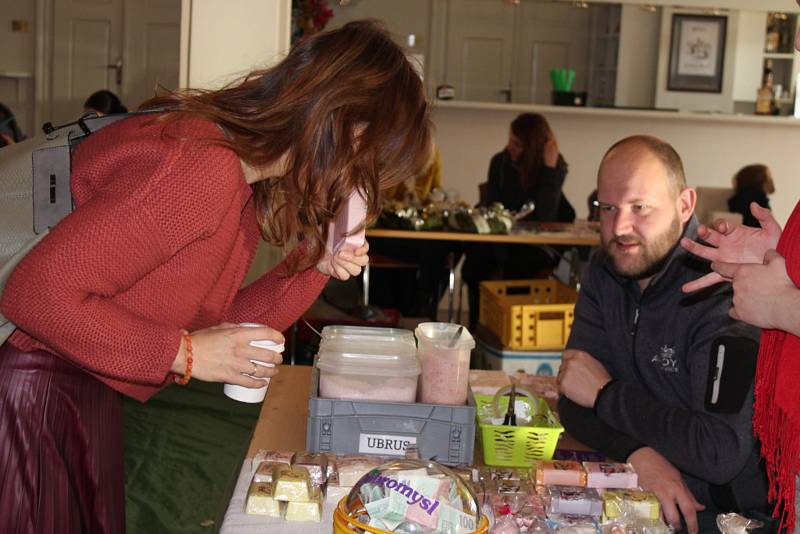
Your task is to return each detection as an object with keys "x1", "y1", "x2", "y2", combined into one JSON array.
[{"x1": 764, "y1": 12, "x2": 797, "y2": 54}]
